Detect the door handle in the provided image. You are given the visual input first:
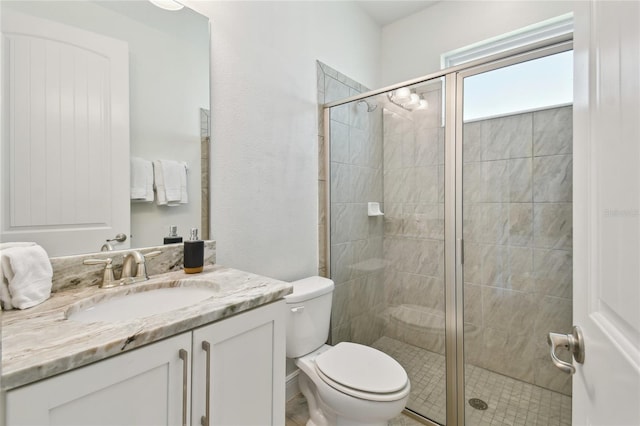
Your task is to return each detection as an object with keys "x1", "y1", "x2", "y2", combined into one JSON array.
[
  {"x1": 106, "y1": 233, "x2": 127, "y2": 243},
  {"x1": 547, "y1": 326, "x2": 585, "y2": 374}
]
